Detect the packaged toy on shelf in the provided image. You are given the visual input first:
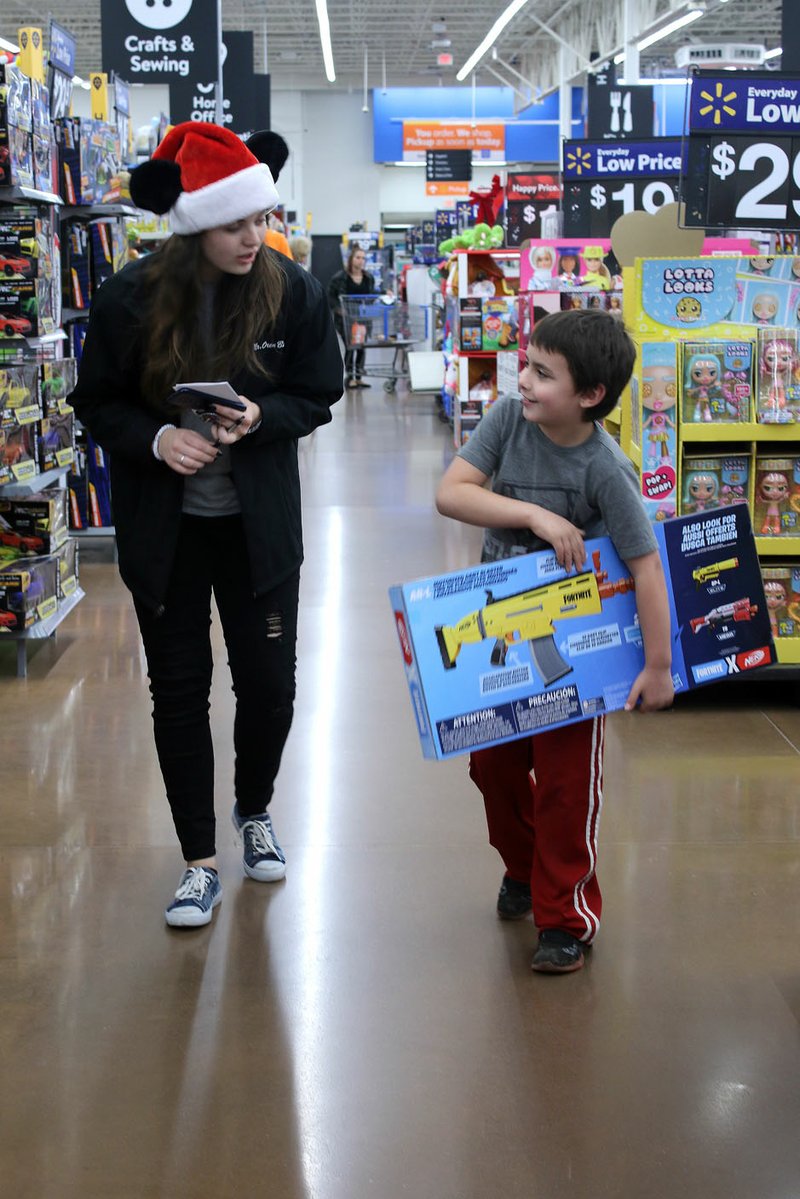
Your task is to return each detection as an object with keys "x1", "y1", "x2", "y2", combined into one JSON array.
[
  {"x1": 0, "y1": 552, "x2": 59, "y2": 631},
  {"x1": 681, "y1": 341, "x2": 753, "y2": 423},
  {"x1": 755, "y1": 328, "x2": 800, "y2": 424},
  {"x1": 0, "y1": 490, "x2": 68, "y2": 557},
  {"x1": 754, "y1": 457, "x2": 800, "y2": 537},
  {"x1": 760, "y1": 564, "x2": 800, "y2": 639},
  {"x1": 680, "y1": 454, "x2": 750, "y2": 516}
]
